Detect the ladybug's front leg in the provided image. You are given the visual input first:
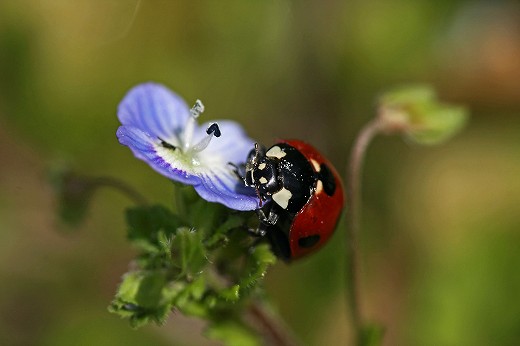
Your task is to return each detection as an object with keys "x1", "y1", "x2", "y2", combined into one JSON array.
[
  {"x1": 256, "y1": 201, "x2": 279, "y2": 226},
  {"x1": 228, "y1": 162, "x2": 245, "y2": 182},
  {"x1": 248, "y1": 222, "x2": 267, "y2": 237},
  {"x1": 249, "y1": 201, "x2": 279, "y2": 237}
]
